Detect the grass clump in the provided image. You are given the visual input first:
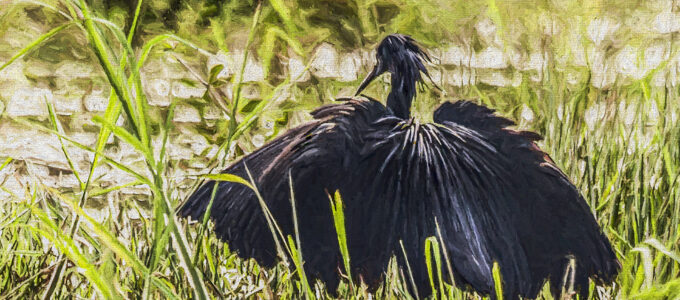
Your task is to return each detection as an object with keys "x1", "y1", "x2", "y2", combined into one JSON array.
[{"x1": 0, "y1": 0, "x2": 679, "y2": 299}]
